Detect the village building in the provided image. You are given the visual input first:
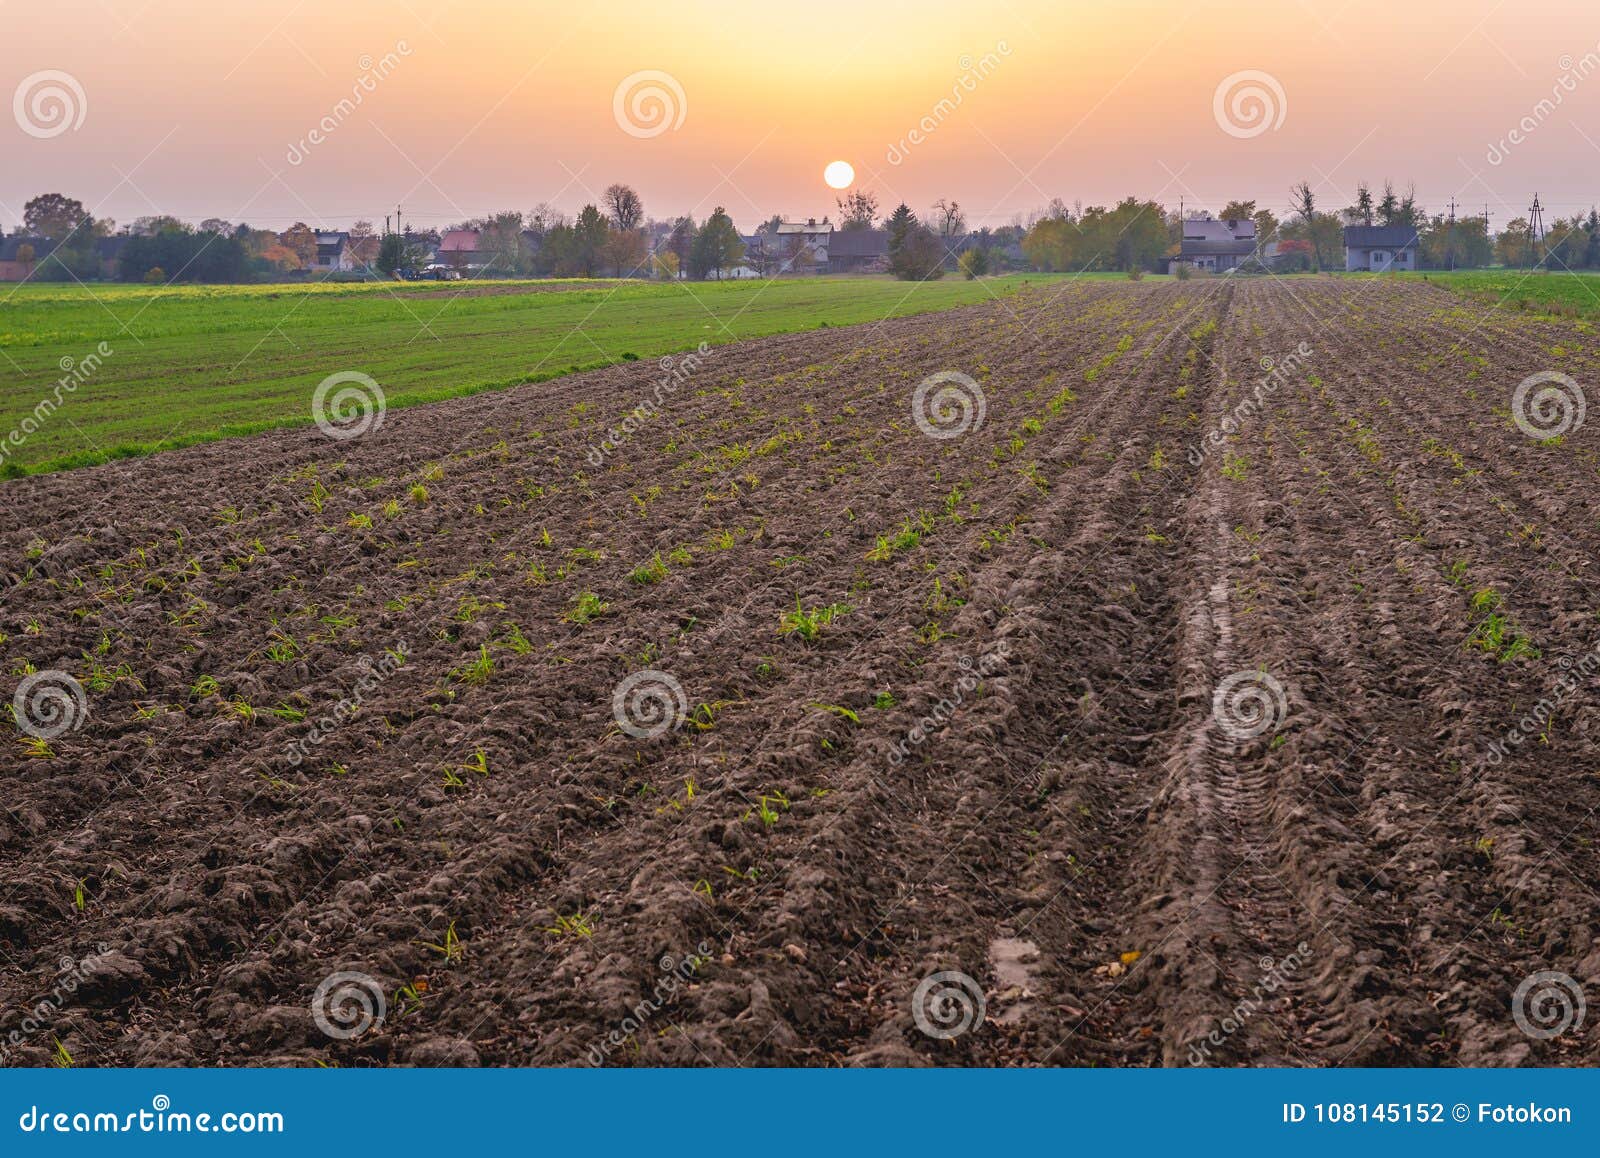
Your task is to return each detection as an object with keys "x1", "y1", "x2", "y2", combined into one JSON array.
[{"x1": 1343, "y1": 225, "x2": 1420, "y2": 271}]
